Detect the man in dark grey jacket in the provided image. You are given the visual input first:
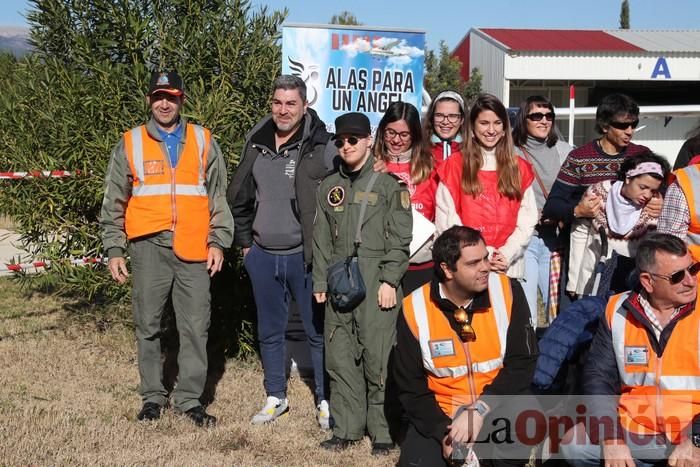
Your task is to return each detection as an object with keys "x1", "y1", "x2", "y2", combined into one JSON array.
[{"x1": 227, "y1": 75, "x2": 332, "y2": 427}]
